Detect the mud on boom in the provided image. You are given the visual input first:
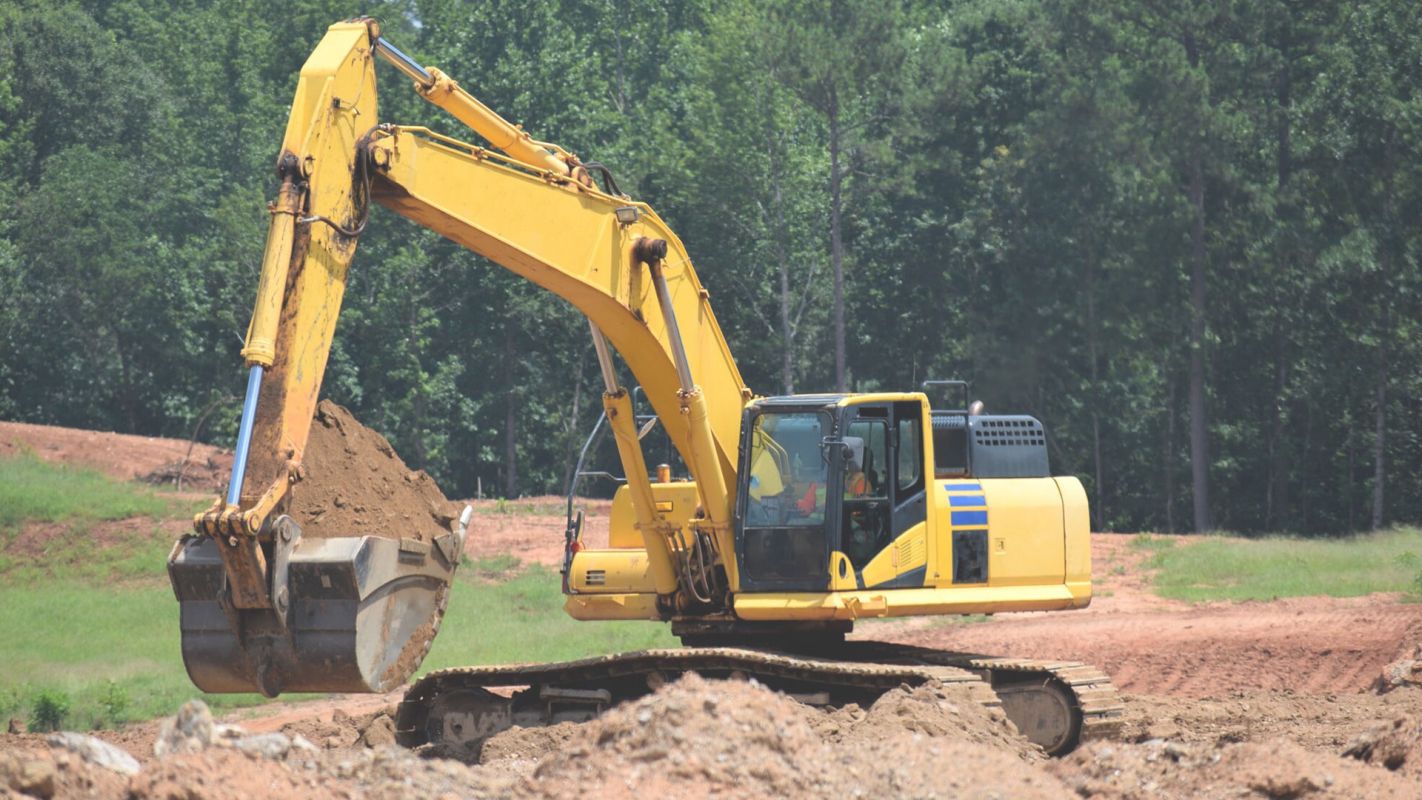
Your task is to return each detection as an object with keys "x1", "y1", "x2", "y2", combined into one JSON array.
[{"x1": 167, "y1": 17, "x2": 1121, "y2": 756}]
